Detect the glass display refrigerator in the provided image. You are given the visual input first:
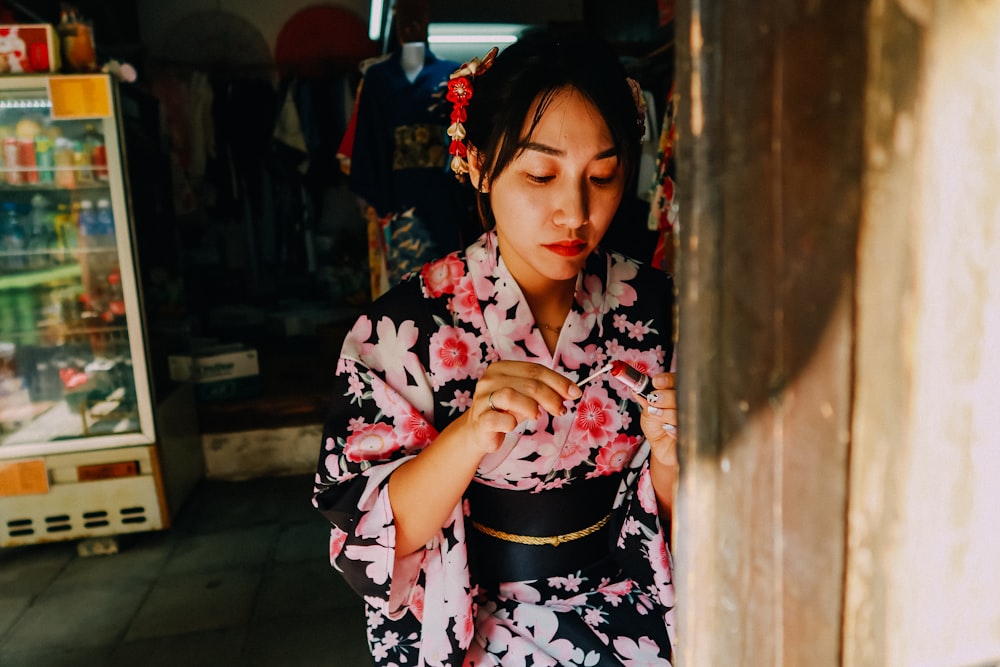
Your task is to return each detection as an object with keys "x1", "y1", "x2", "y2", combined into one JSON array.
[{"x1": 0, "y1": 73, "x2": 195, "y2": 548}]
